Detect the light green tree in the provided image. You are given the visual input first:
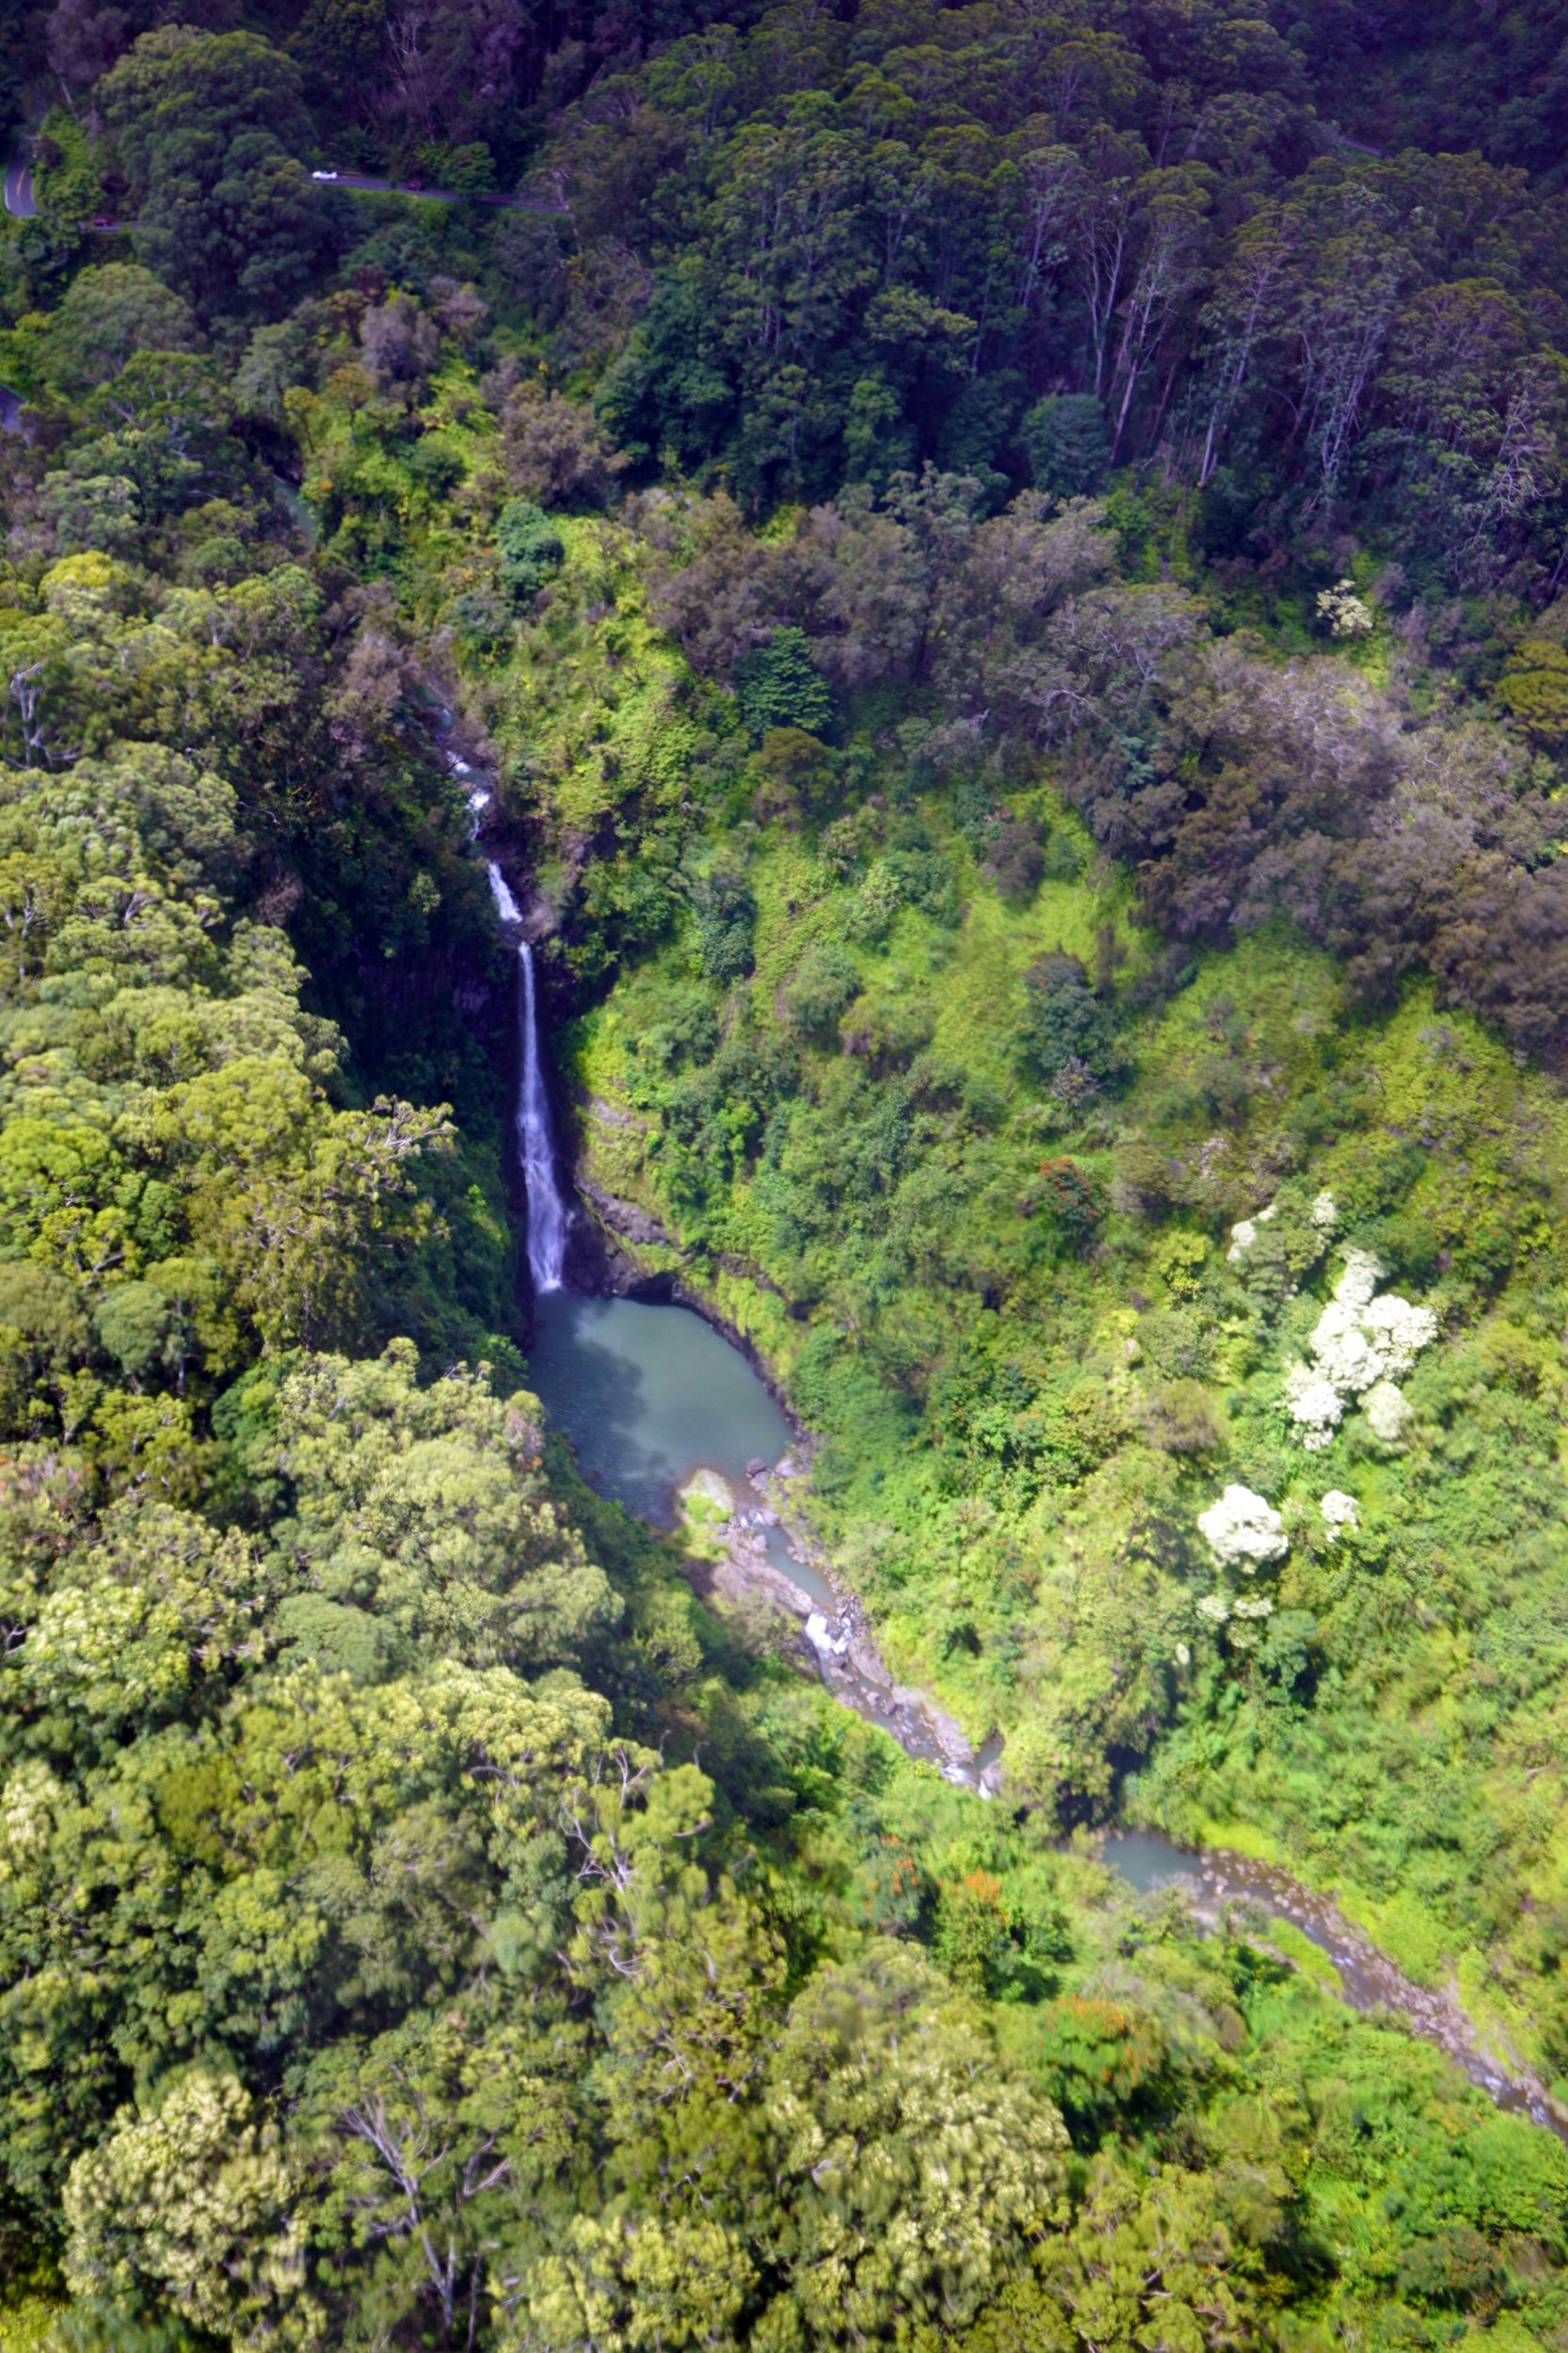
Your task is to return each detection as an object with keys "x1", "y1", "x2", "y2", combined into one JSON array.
[
  {"x1": 754, "y1": 1944, "x2": 1070, "y2": 2347},
  {"x1": 40, "y1": 264, "x2": 199, "y2": 396},
  {"x1": 63, "y1": 2069, "x2": 318, "y2": 2344},
  {"x1": 304, "y1": 2007, "x2": 585, "y2": 2349},
  {"x1": 270, "y1": 1343, "x2": 618, "y2": 1670}
]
